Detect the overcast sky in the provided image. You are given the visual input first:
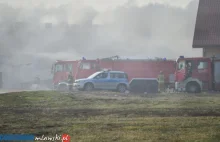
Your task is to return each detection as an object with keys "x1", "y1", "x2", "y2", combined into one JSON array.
[
  {"x1": 1, "y1": 0, "x2": 194, "y2": 10},
  {"x1": 0, "y1": 0, "x2": 201, "y2": 84}
]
